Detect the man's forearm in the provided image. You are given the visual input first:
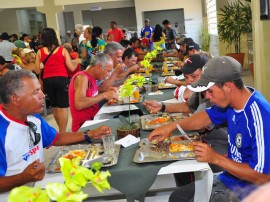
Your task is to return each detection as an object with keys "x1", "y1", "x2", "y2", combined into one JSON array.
[
  {"x1": 165, "y1": 103, "x2": 190, "y2": 113},
  {"x1": 54, "y1": 131, "x2": 85, "y2": 146},
  {"x1": 98, "y1": 76, "x2": 116, "y2": 93},
  {"x1": 0, "y1": 174, "x2": 29, "y2": 193},
  {"x1": 213, "y1": 154, "x2": 270, "y2": 184}
]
